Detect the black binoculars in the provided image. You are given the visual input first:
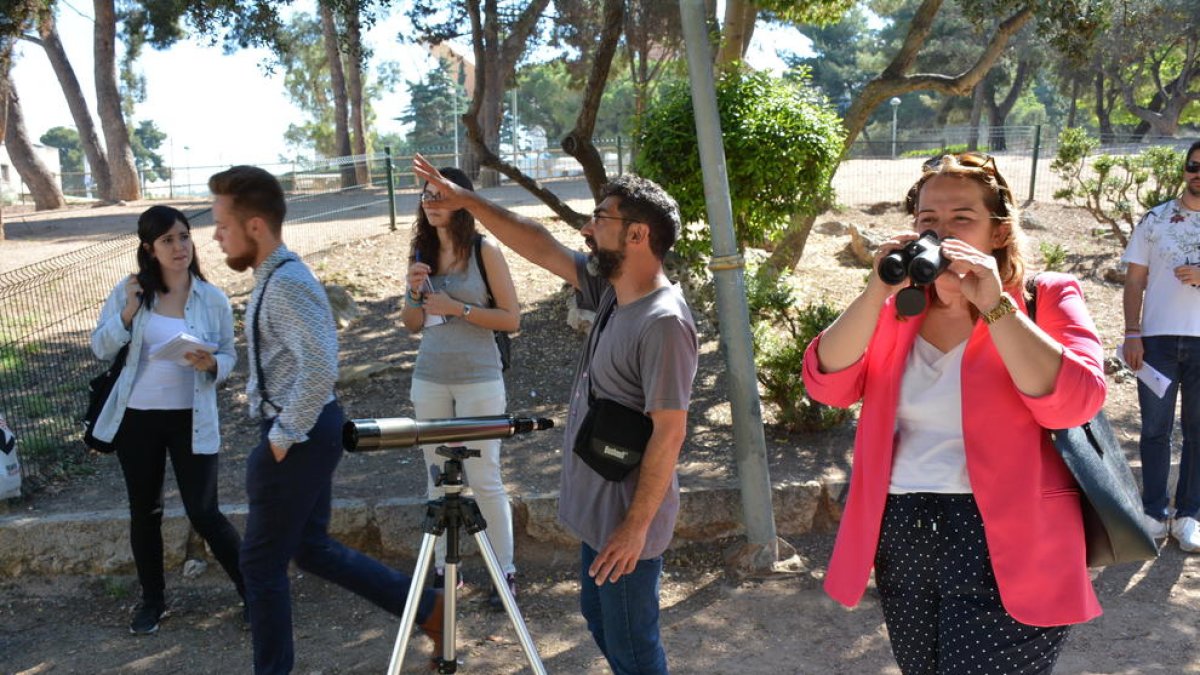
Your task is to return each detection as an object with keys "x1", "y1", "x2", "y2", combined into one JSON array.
[
  {"x1": 878, "y1": 230, "x2": 949, "y2": 316},
  {"x1": 878, "y1": 230, "x2": 948, "y2": 286}
]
